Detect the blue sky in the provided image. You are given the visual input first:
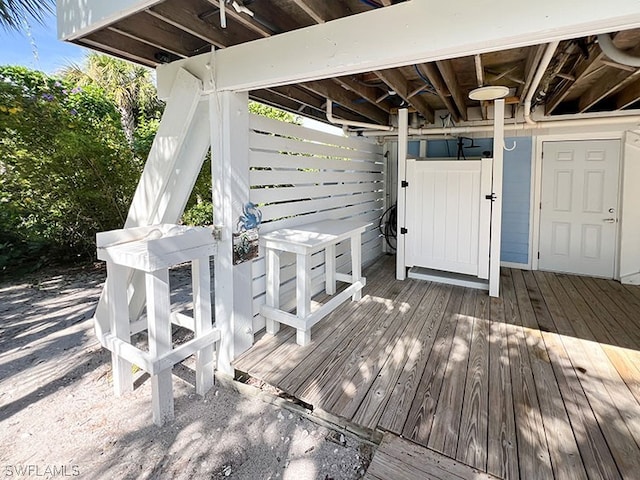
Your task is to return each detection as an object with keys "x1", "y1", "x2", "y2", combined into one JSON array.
[{"x1": 0, "y1": 14, "x2": 87, "y2": 74}]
